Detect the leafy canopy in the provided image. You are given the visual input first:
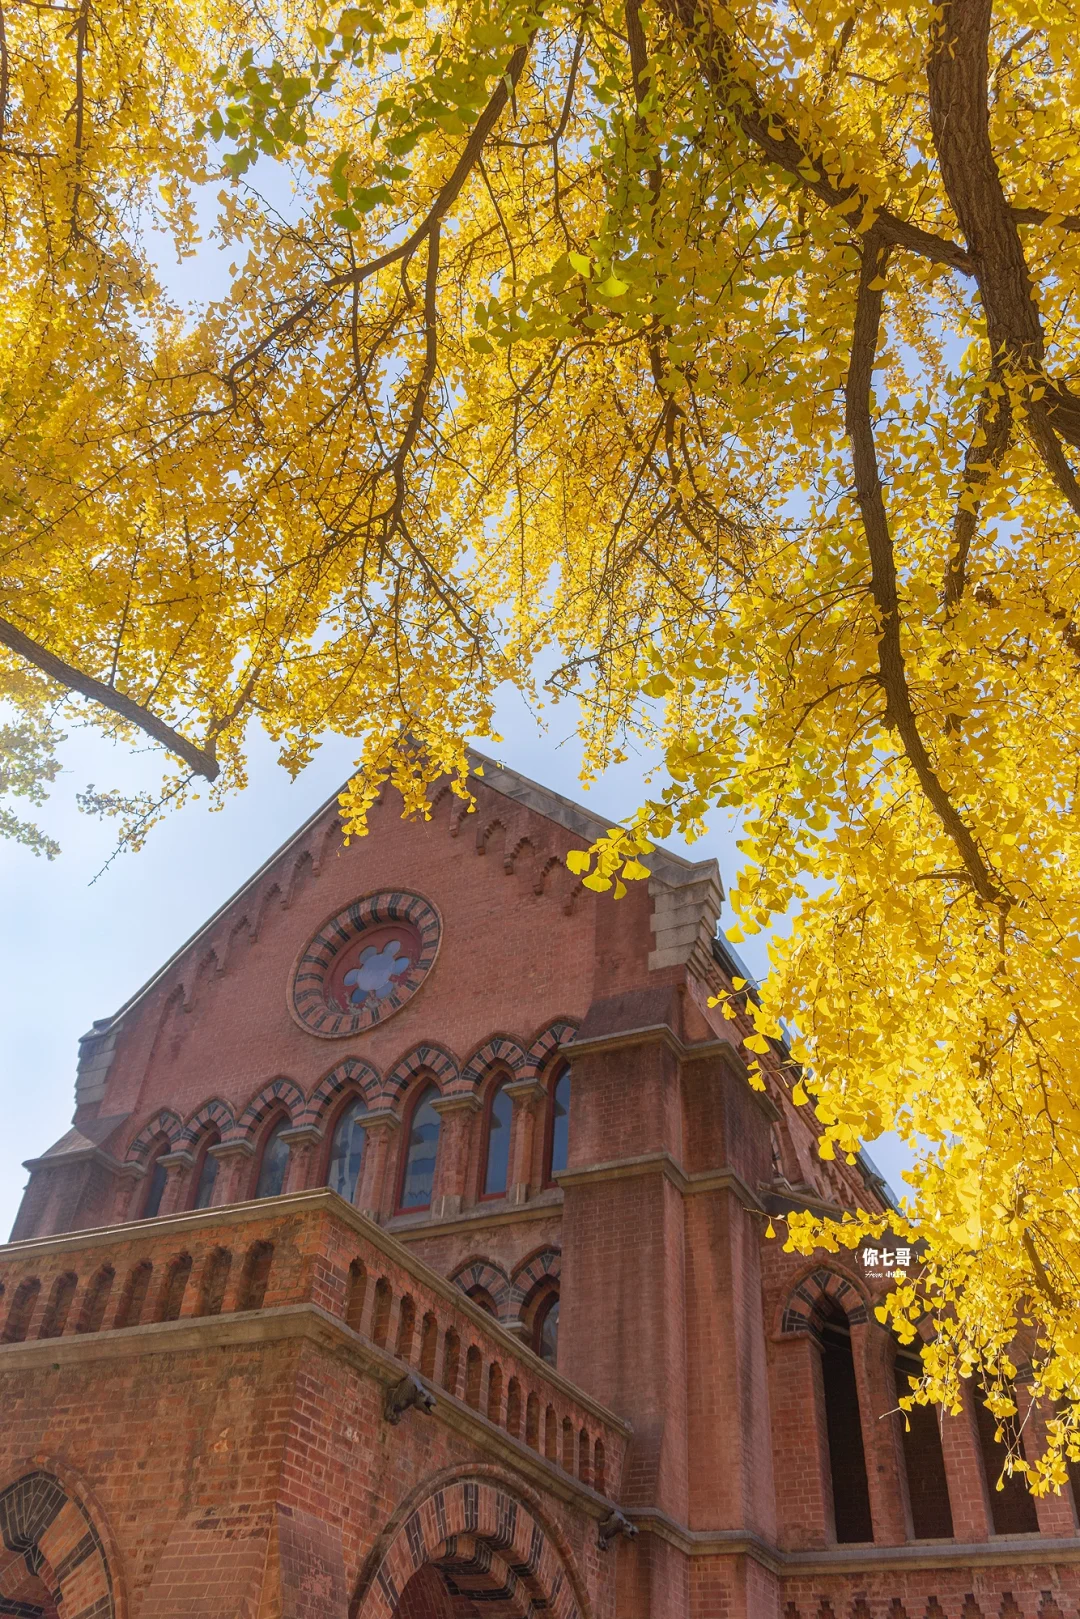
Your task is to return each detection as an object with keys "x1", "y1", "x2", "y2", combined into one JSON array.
[{"x1": 4, "y1": 0, "x2": 1080, "y2": 1486}]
